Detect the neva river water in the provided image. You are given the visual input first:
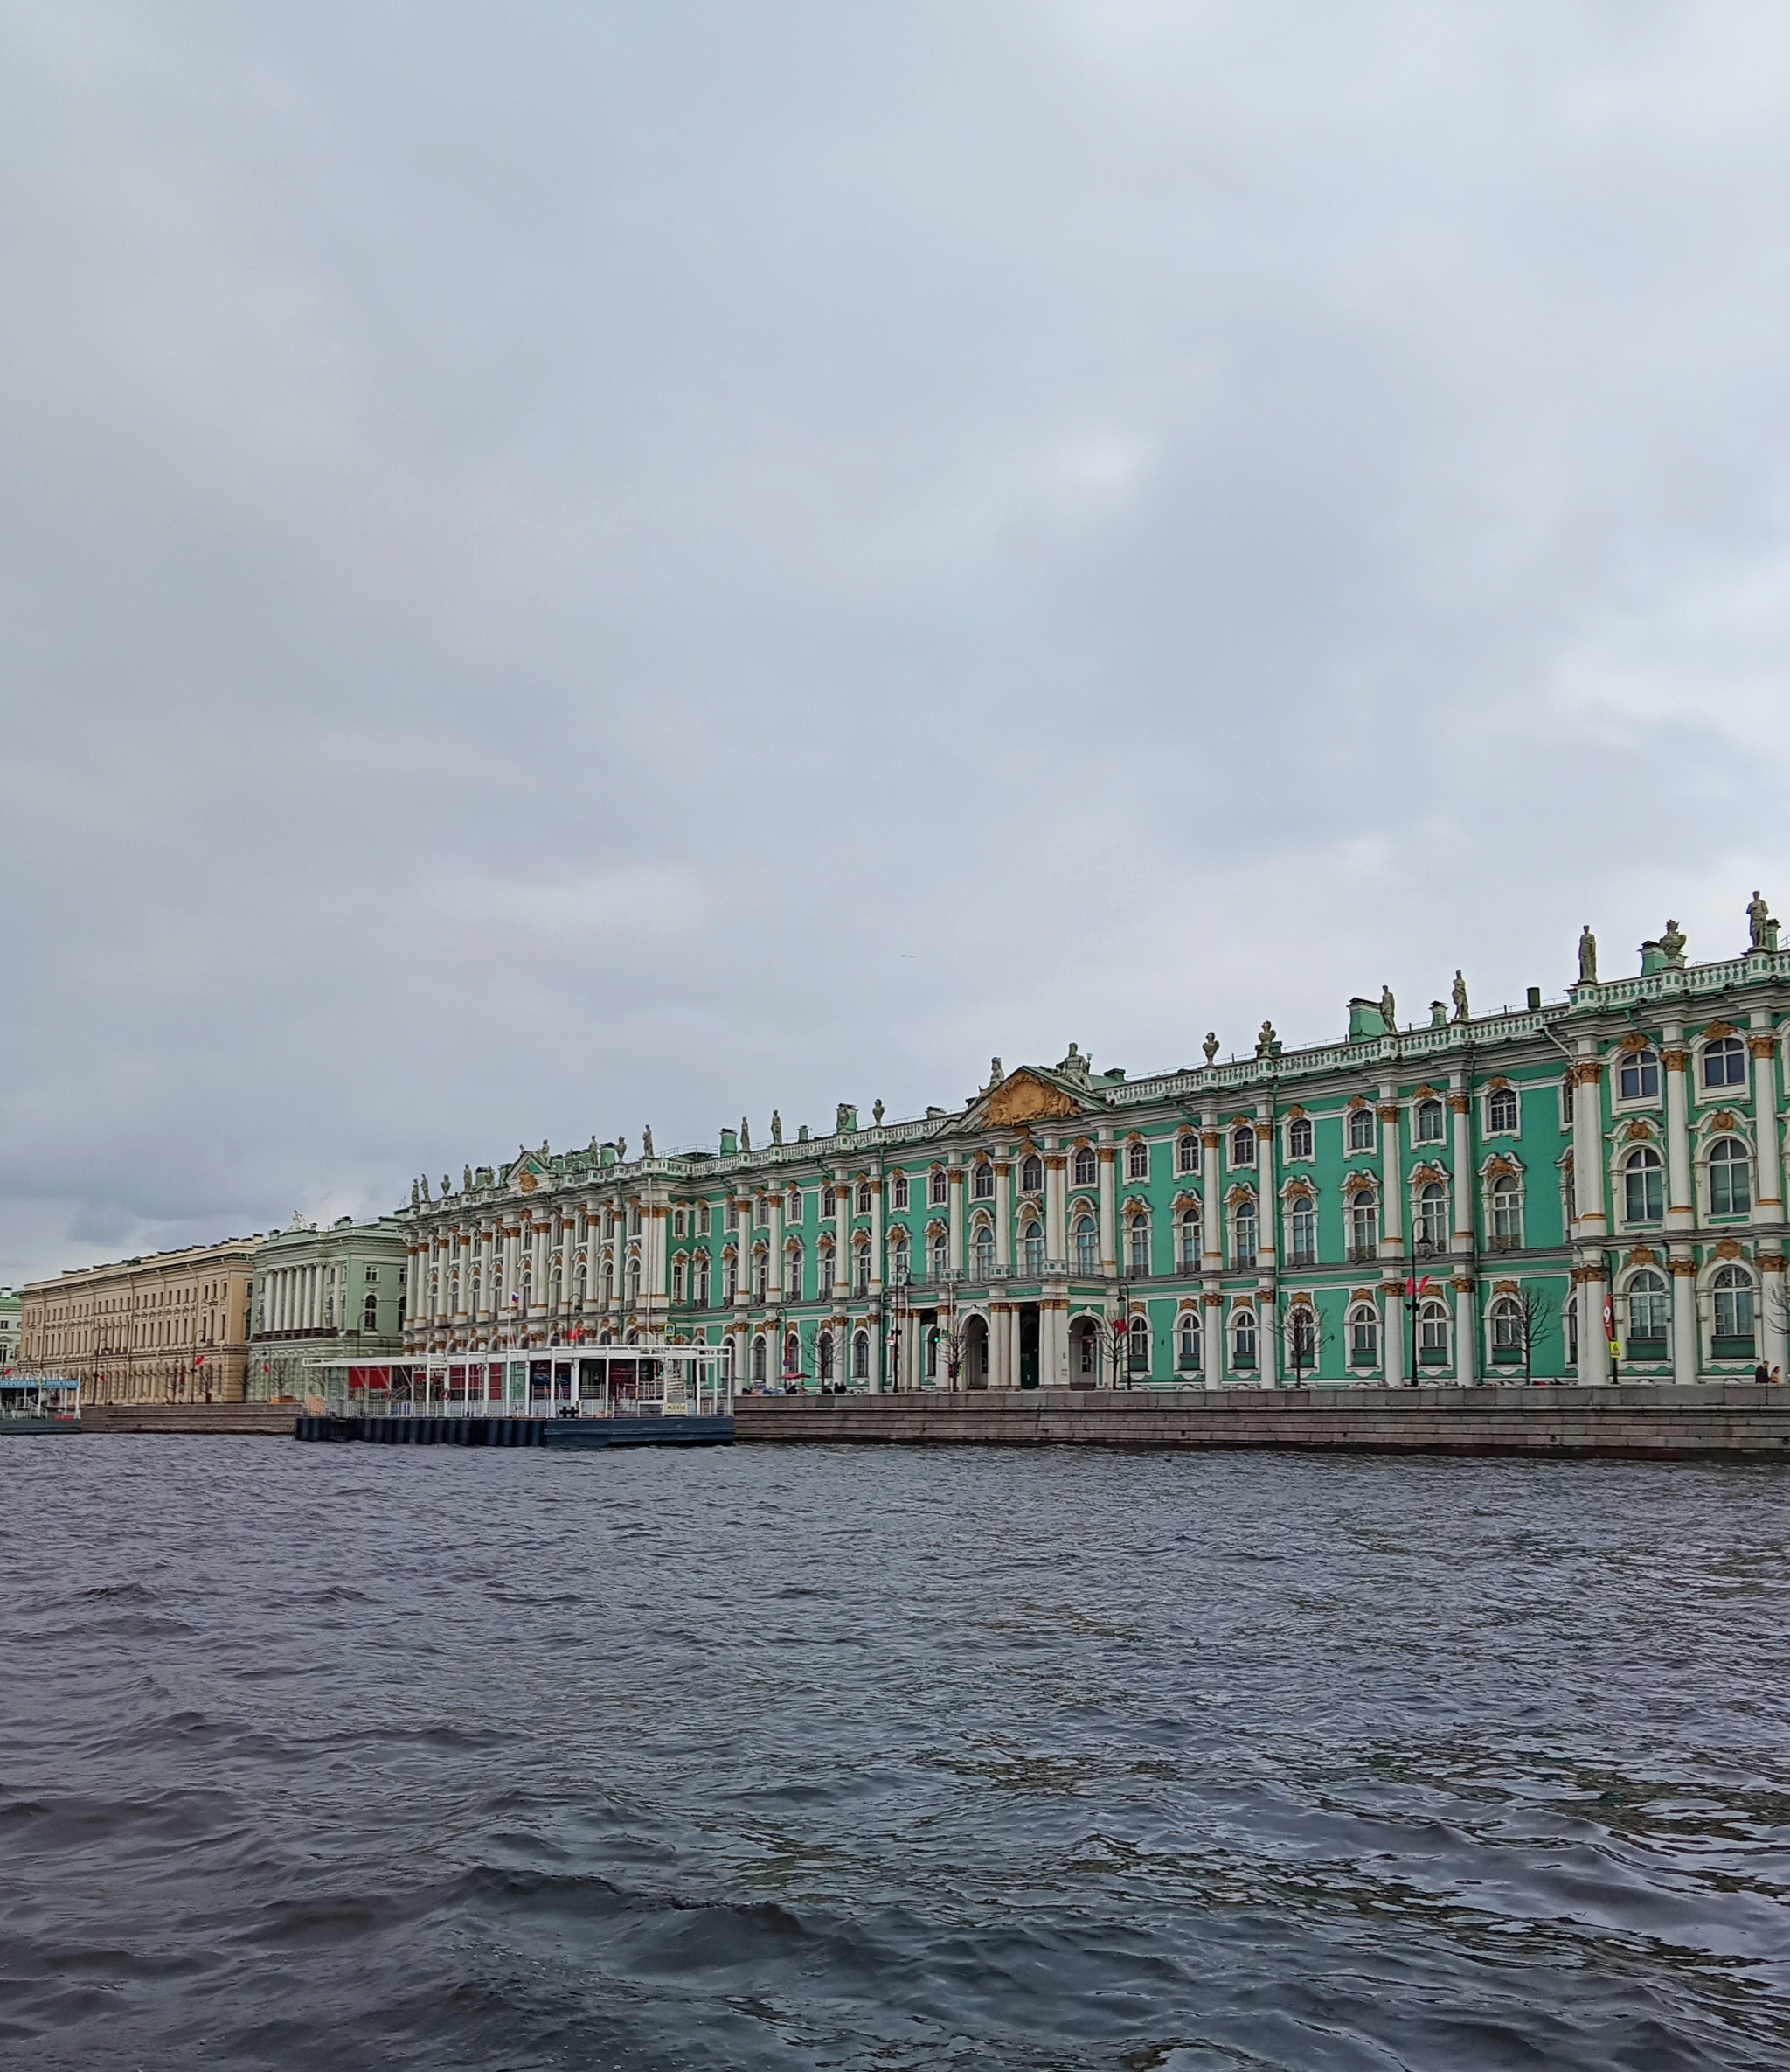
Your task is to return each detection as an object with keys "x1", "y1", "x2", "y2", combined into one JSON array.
[{"x1": 2, "y1": 1440, "x2": 1787, "y2": 2071}]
